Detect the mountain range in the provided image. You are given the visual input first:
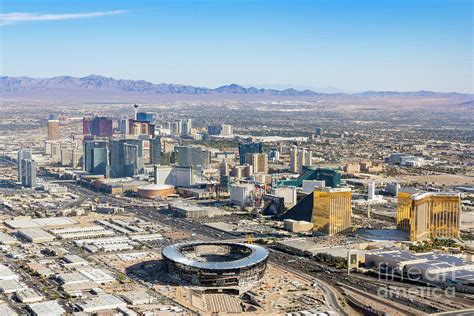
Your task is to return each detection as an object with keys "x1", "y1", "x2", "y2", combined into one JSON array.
[{"x1": 1, "y1": 75, "x2": 472, "y2": 100}]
